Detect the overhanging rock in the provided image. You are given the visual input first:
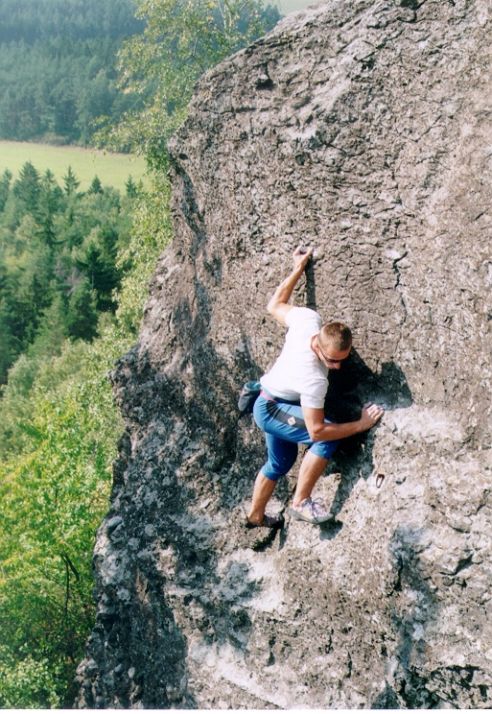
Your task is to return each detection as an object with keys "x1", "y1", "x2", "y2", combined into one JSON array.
[{"x1": 76, "y1": 0, "x2": 492, "y2": 708}]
